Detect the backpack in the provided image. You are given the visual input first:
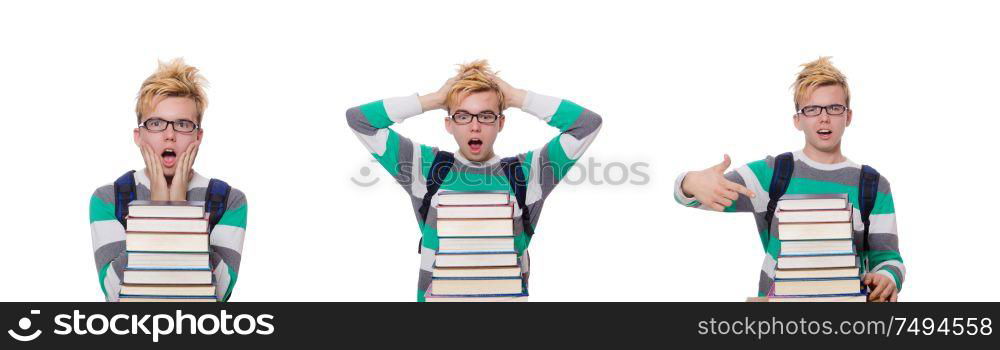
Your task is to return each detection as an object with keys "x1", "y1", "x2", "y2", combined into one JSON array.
[
  {"x1": 763, "y1": 152, "x2": 880, "y2": 272},
  {"x1": 415, "y1": 151, "x2": 533, "y2": 253},
  {"x1": 113, "y1": 170, "x2": 231, "y2": 231}
]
